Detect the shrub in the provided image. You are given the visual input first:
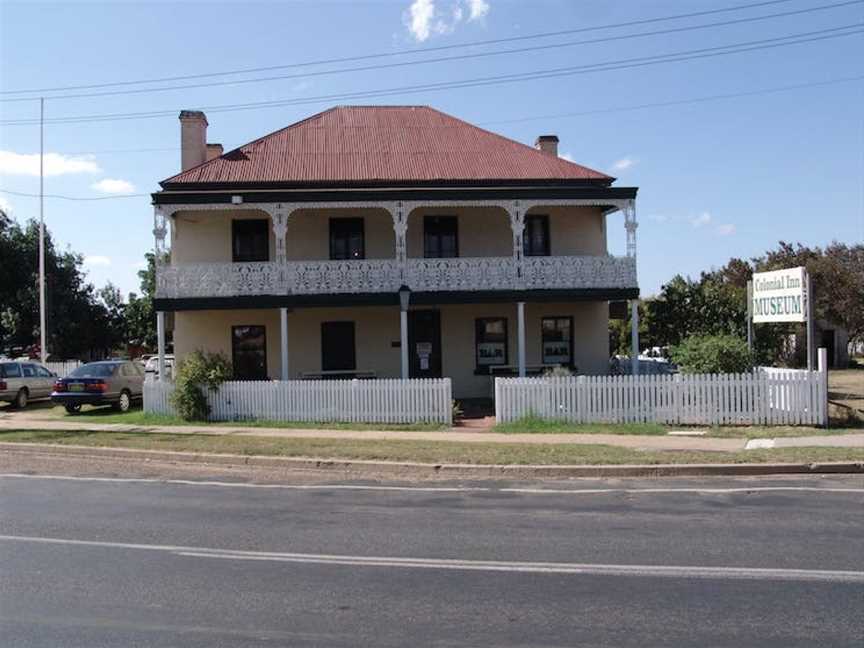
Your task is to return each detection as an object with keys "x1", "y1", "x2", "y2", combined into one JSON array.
[
  {"x1": 169, "y1": 350, "x2": 233, "y2": 421},
  {"x1": 669, "y1": 334, "x2": 754, "y2": 374}
]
